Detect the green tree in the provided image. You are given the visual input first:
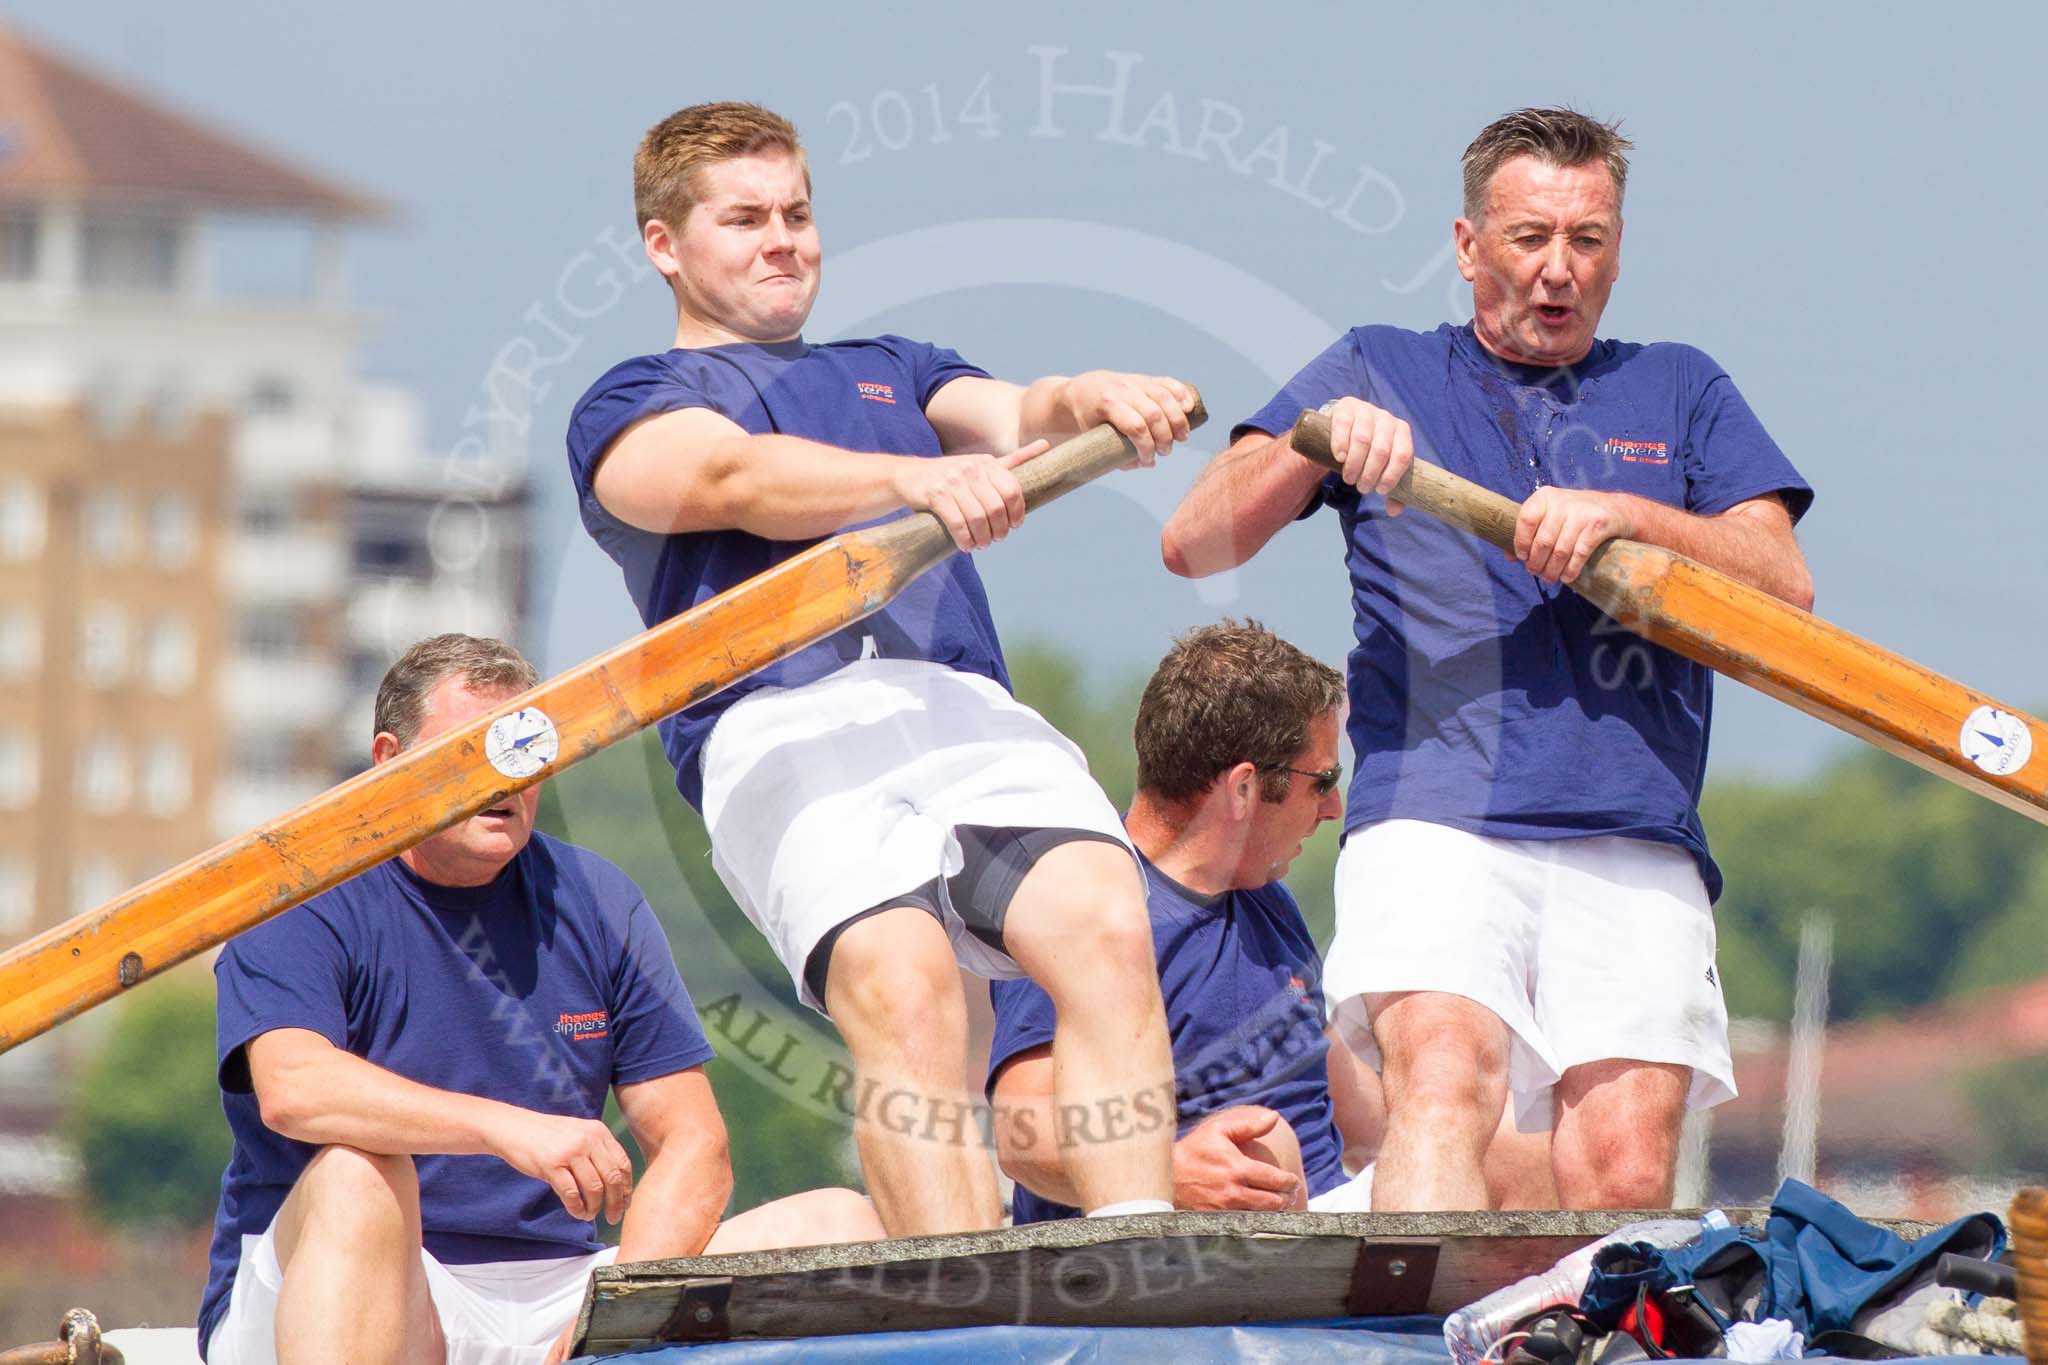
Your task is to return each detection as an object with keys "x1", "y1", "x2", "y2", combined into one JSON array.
[
  {"x1": 63, "y1": 976, "x2": 230, "y2": 1229},
  {"x1": 1705, "y1": 745, "x2": 2048, "y2": 1024},
  {"x1": 1006, "y1": 639, "x2": 1142, "y2": 808}
]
